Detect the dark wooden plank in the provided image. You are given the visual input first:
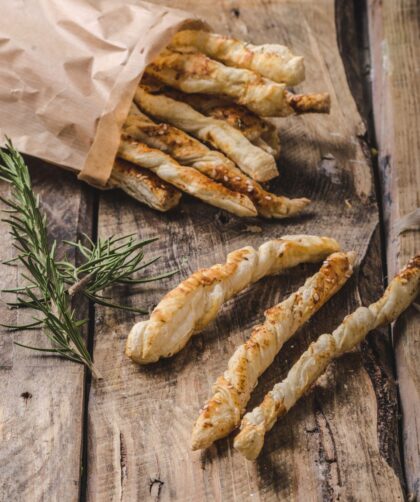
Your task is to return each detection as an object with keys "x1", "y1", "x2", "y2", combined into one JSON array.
[
  {"x1": 0, "y1": 159, "x2": 93, "y2": 500},
  {"x1": 86, "y1": 1, "x2": 404, "y2": 500},
  {"x1": 368, "y1": 0, "x2": 420, "y2": 498}
]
